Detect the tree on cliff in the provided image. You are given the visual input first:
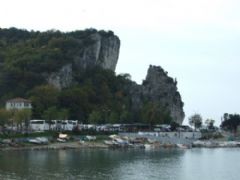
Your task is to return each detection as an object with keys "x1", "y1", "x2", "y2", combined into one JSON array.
[
  {"x1": 141, "y1": 102, "x2": 172, "y2": 127},
  {"x1": 0, "y1": 28, "x2": 184, "y2": 126},
  {"x1": 29, "y1": 85, "x2": 59, "y2": 118},
  {"x1": 189, "y1": 113, "x2": 202, "y2": 130},
  {"x1": 88, "y1": 110, "x2": 103, "y2": 124},
  {"x1": 221, "y1": 113, "x2": 240, "y2": 134}
]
